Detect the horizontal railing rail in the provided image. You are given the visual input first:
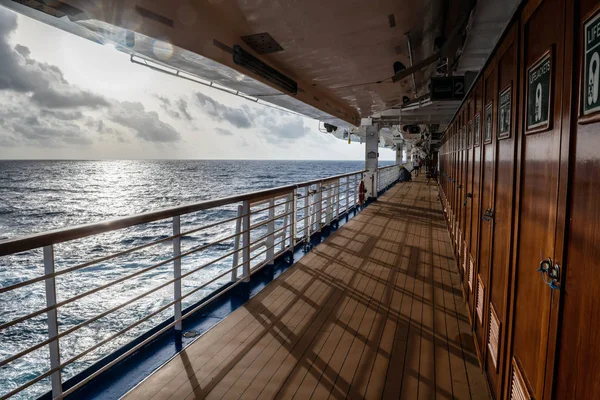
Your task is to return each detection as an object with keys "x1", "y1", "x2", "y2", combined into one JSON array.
[
  {"x1": 0, "y1": 168, "x2": 390, "y2": 400},
  {"x1": 377, "y1": 164, "x2": 402, "y2": 192}
]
